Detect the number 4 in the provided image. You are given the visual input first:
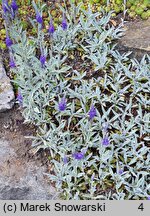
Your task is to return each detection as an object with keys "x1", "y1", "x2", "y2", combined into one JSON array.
[{"x1": 138, "y1": 203, "x2": 144, "y2": 211}]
